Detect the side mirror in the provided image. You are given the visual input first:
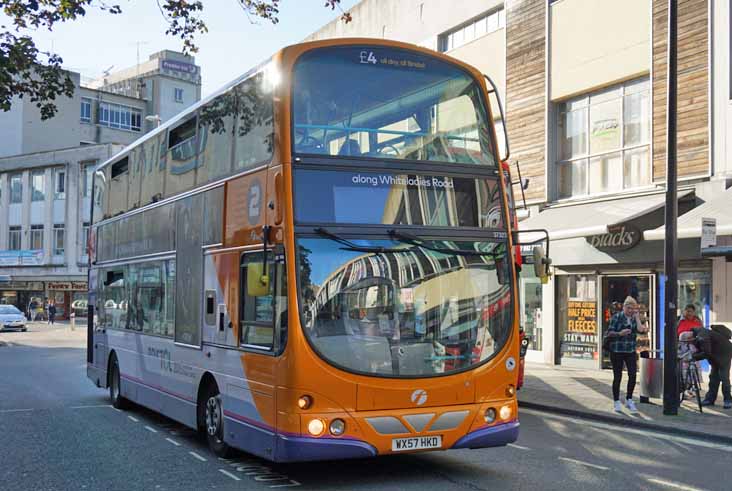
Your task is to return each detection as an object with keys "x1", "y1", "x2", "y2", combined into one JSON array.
[
  {"x1": 532, "y1": 246, "x2": 551, "y2": 283},
  {"x1": 247, "y1": 262, "x2": 270, "y2": 297}
]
